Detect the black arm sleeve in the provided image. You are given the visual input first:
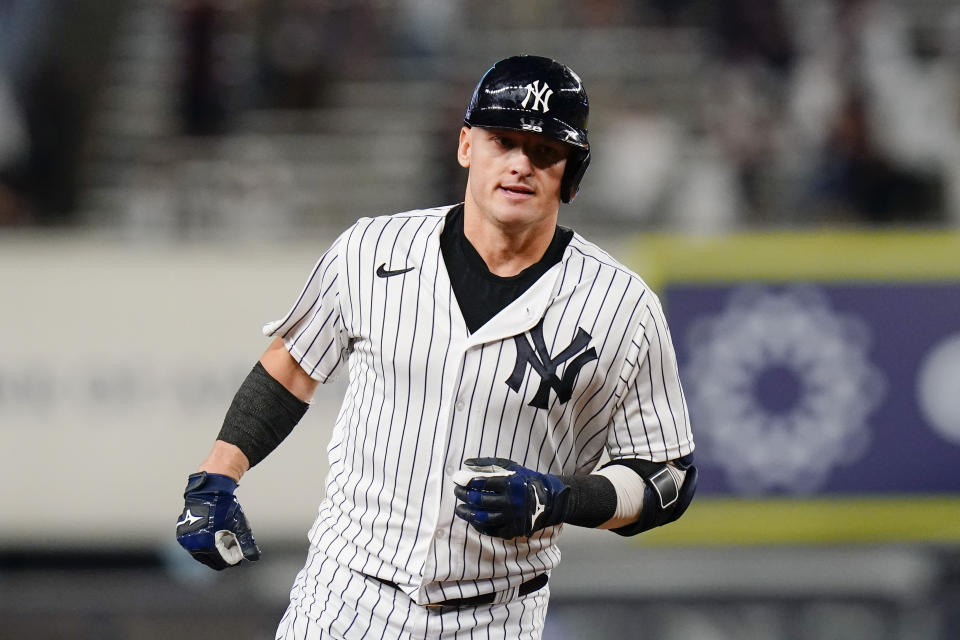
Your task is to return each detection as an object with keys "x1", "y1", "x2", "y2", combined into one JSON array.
[
  {"x1": 556, "y1": 473, "x2": 618, "y2": 528},
  {"x1": 217, "y1": 362, "x2": 310, "y2": 467}
]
